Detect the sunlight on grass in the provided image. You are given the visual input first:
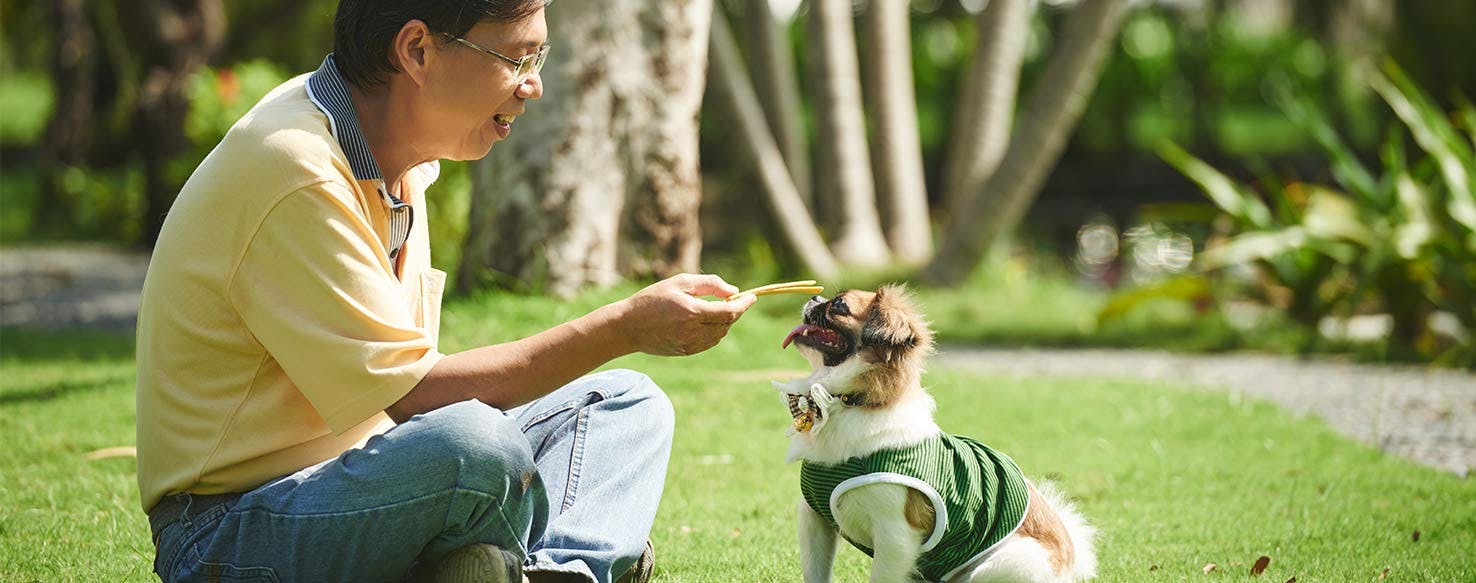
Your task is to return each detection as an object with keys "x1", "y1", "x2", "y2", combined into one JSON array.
[{"x1": 1, "y1": 291, "x2": 1472, "y2": 580}]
